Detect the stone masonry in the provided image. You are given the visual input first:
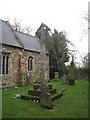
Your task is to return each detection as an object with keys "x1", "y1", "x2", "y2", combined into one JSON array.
[{"x1": 1, "y1": 44, "x2": 49, "y2": 88}]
